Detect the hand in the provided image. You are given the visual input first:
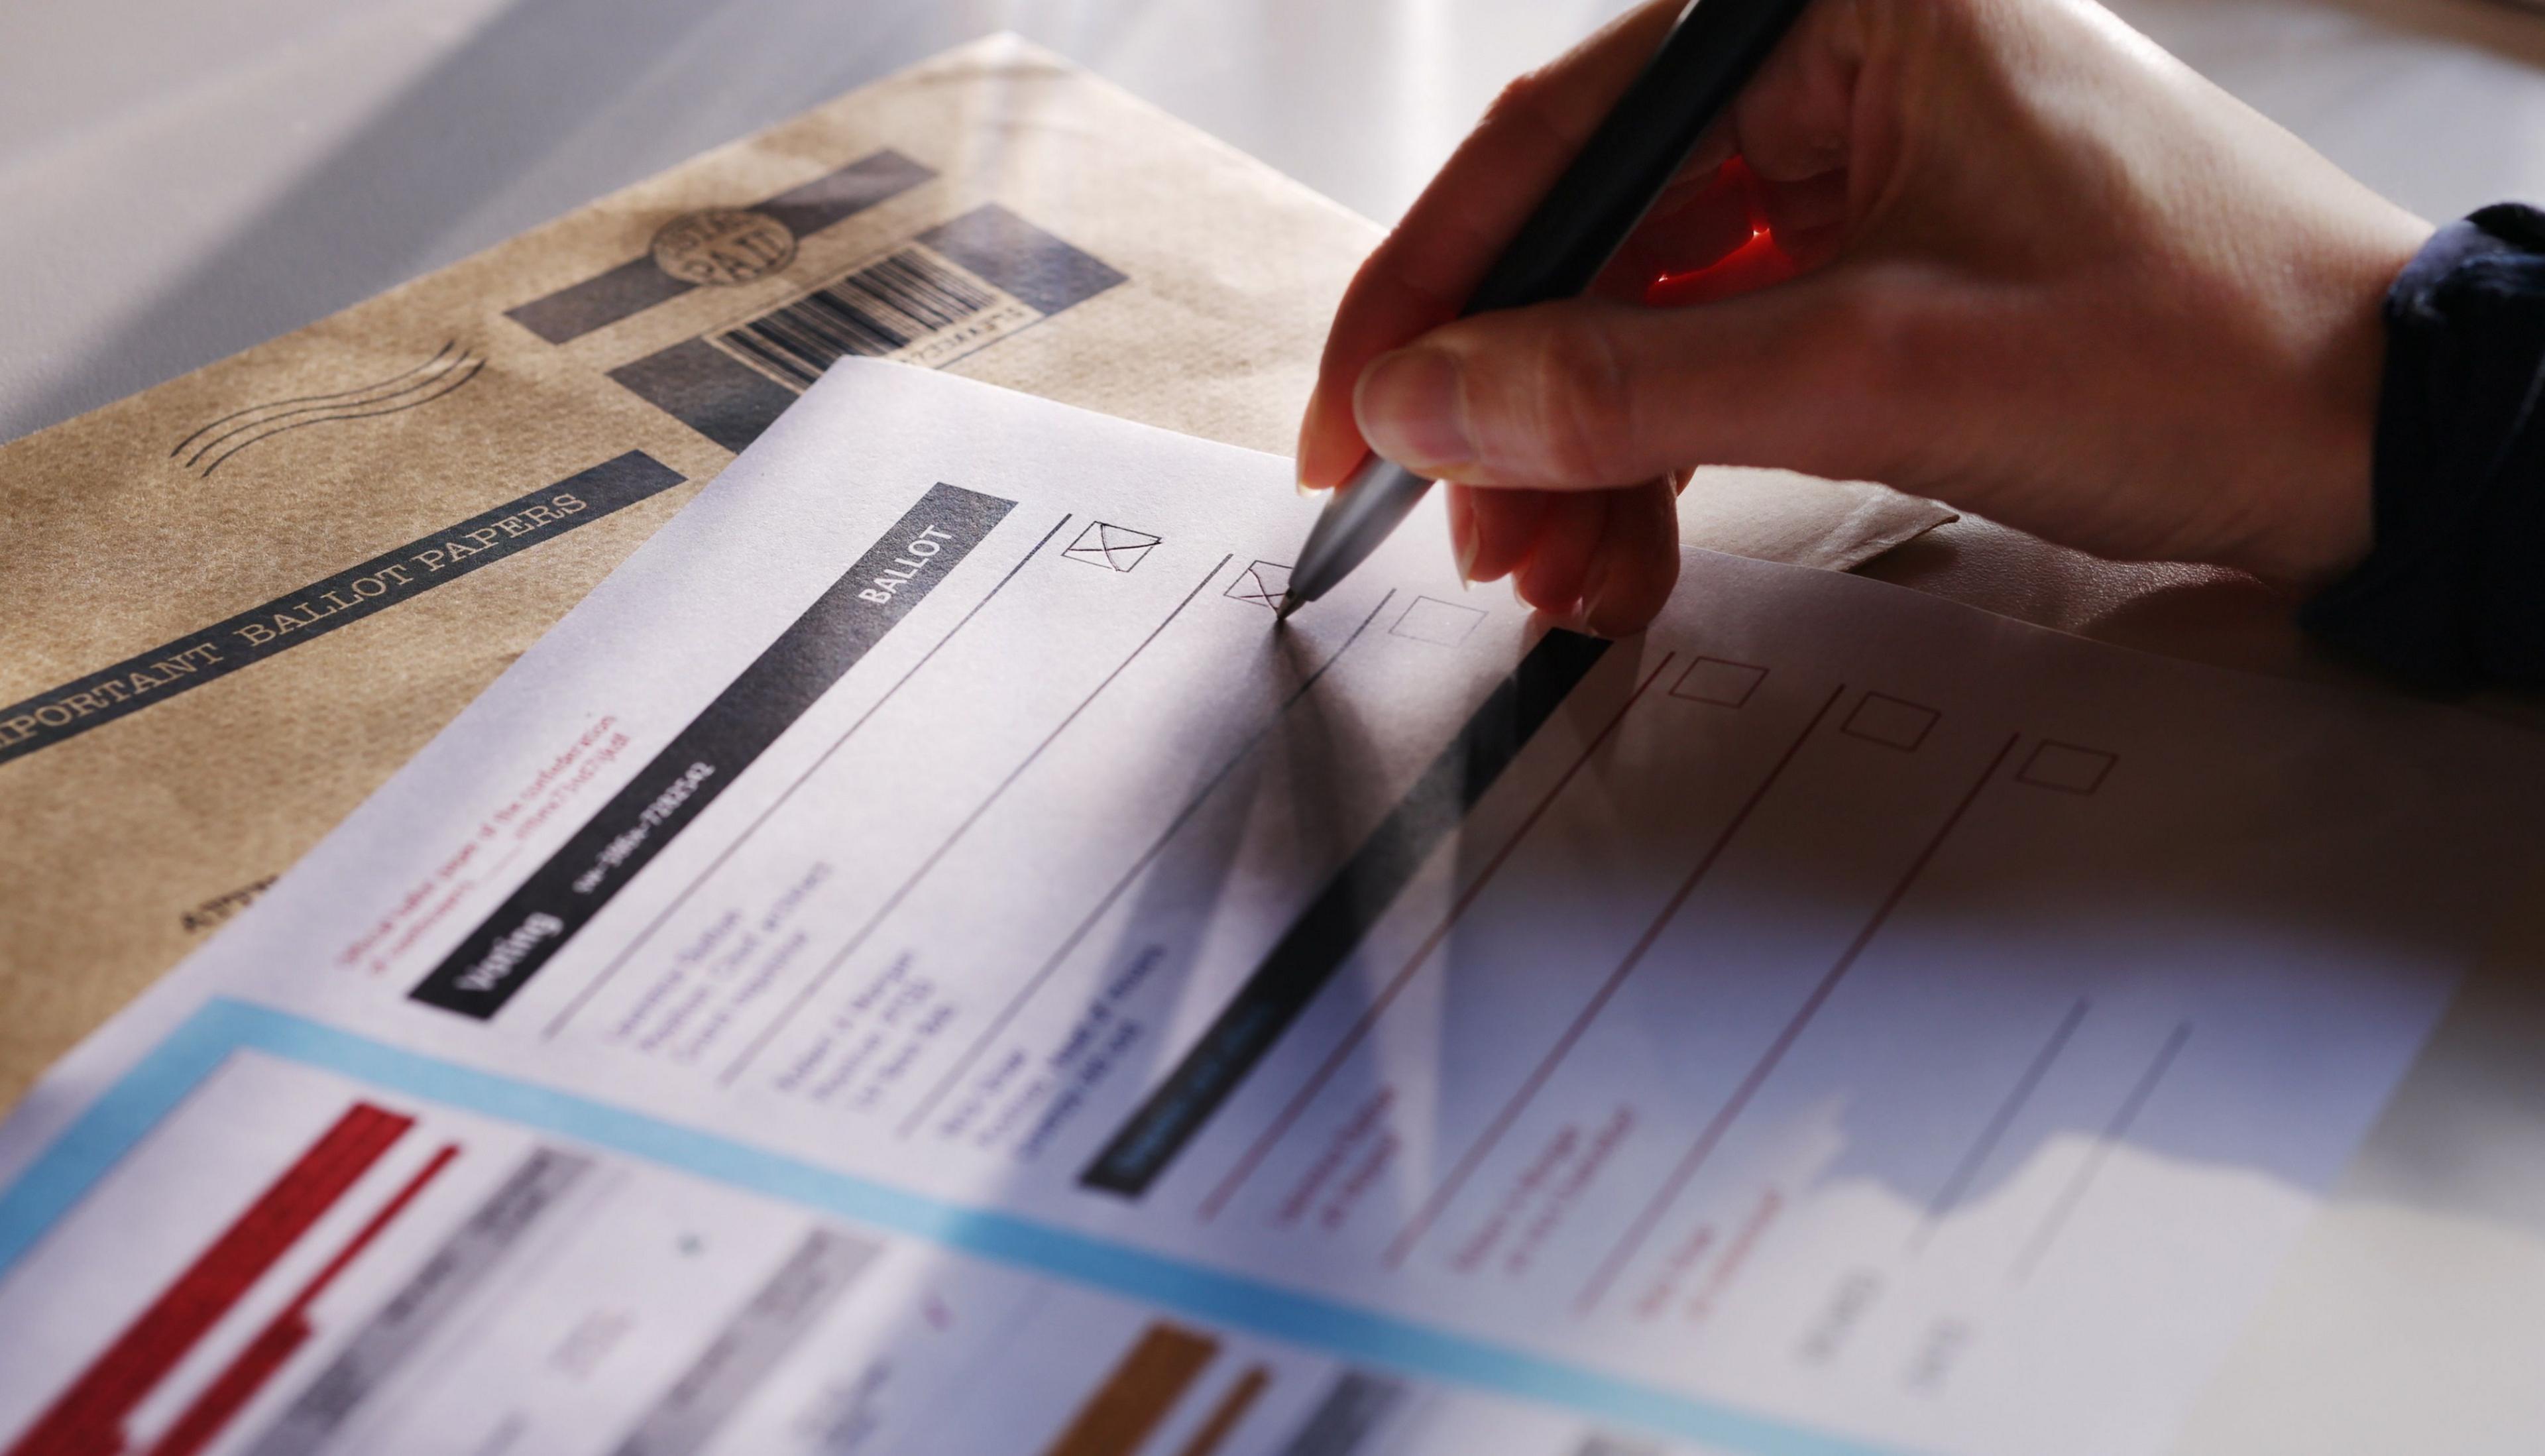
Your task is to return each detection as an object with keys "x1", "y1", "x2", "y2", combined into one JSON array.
[{"x1": 1296, "y1": 0, "x2": 2432, "y2": 636}]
